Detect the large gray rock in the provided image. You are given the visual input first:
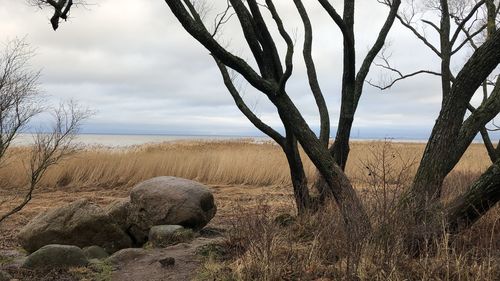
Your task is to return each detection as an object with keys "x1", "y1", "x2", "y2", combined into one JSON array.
[
  {"x1": 22, "y1": 244, "x2": 88, "y2": 269},
  {"x1": 18, "y1": 199, "x2": 132, "y2": 253},
  {"x1": 127, "y1": 177, "x2": 216, "y2": 245},
  {"x1": 105, "y1": 199, "x2": 131, "y2": 232}
]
